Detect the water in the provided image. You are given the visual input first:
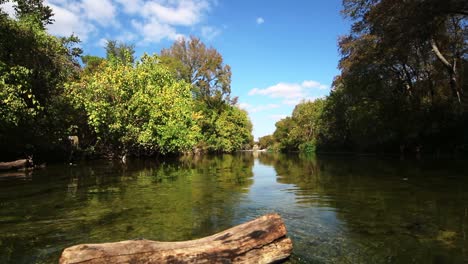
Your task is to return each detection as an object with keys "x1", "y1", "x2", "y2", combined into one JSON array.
[{"x1": 0, "y1": 153, "x2": 467, "y2": 263}]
